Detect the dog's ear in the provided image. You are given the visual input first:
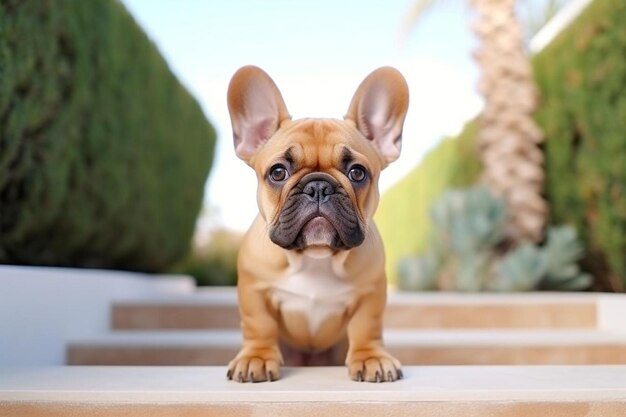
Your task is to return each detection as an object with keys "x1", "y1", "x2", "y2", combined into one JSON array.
[
  {"x1": 228, "y1": 66, "x2": 291, "y2": 163},
  {"x1": 345, "y1": 67, "x2": 409, "y2": 164}
]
